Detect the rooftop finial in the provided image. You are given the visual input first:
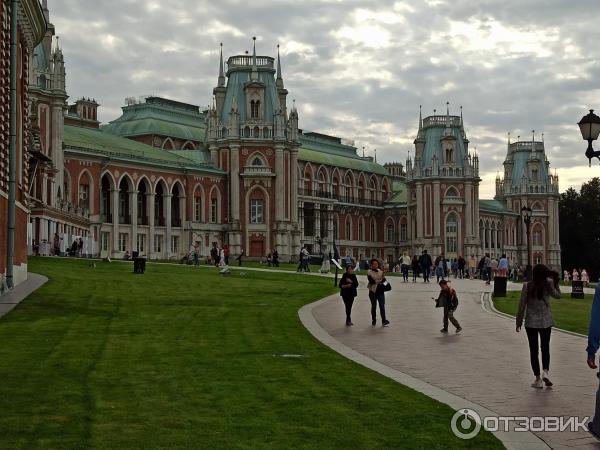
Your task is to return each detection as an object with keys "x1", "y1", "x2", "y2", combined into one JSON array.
[
  {"x1": 446, "y1": 101, "x2": 450, "y2": 116},
  {"x1": 374, "y1": 148, "x2": 377, "y2": 163},
  {"x1": 532, "y1": 130, "x2": 536, "y2": 152},
  {"x1": 251, "y1": 37, "x2": 258, "y2": 81},
  {"x1": 460, "y1": 105, "x2": 463, "y2": 124},
  {"x1": 418, "y1": 105, "x2": 422, "y2": 130},
  {"x1": 362, "y1": 146, "x2": 365, "y2": 157},
  {"x1": 218, "y1": 43, "x2": 225, "y2": 87},
  {"x1": 542, "y1": 132, "x2": 544, "y2": 143},
  {"x1": 433, "y1": 108, "x2": 437, "y2": 115}
]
